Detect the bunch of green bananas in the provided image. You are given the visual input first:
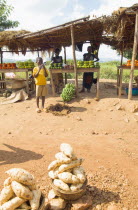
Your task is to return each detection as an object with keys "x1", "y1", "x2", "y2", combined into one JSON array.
[{"x1": 61, "y1": 83, "x2": 75, "y2": 102}]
